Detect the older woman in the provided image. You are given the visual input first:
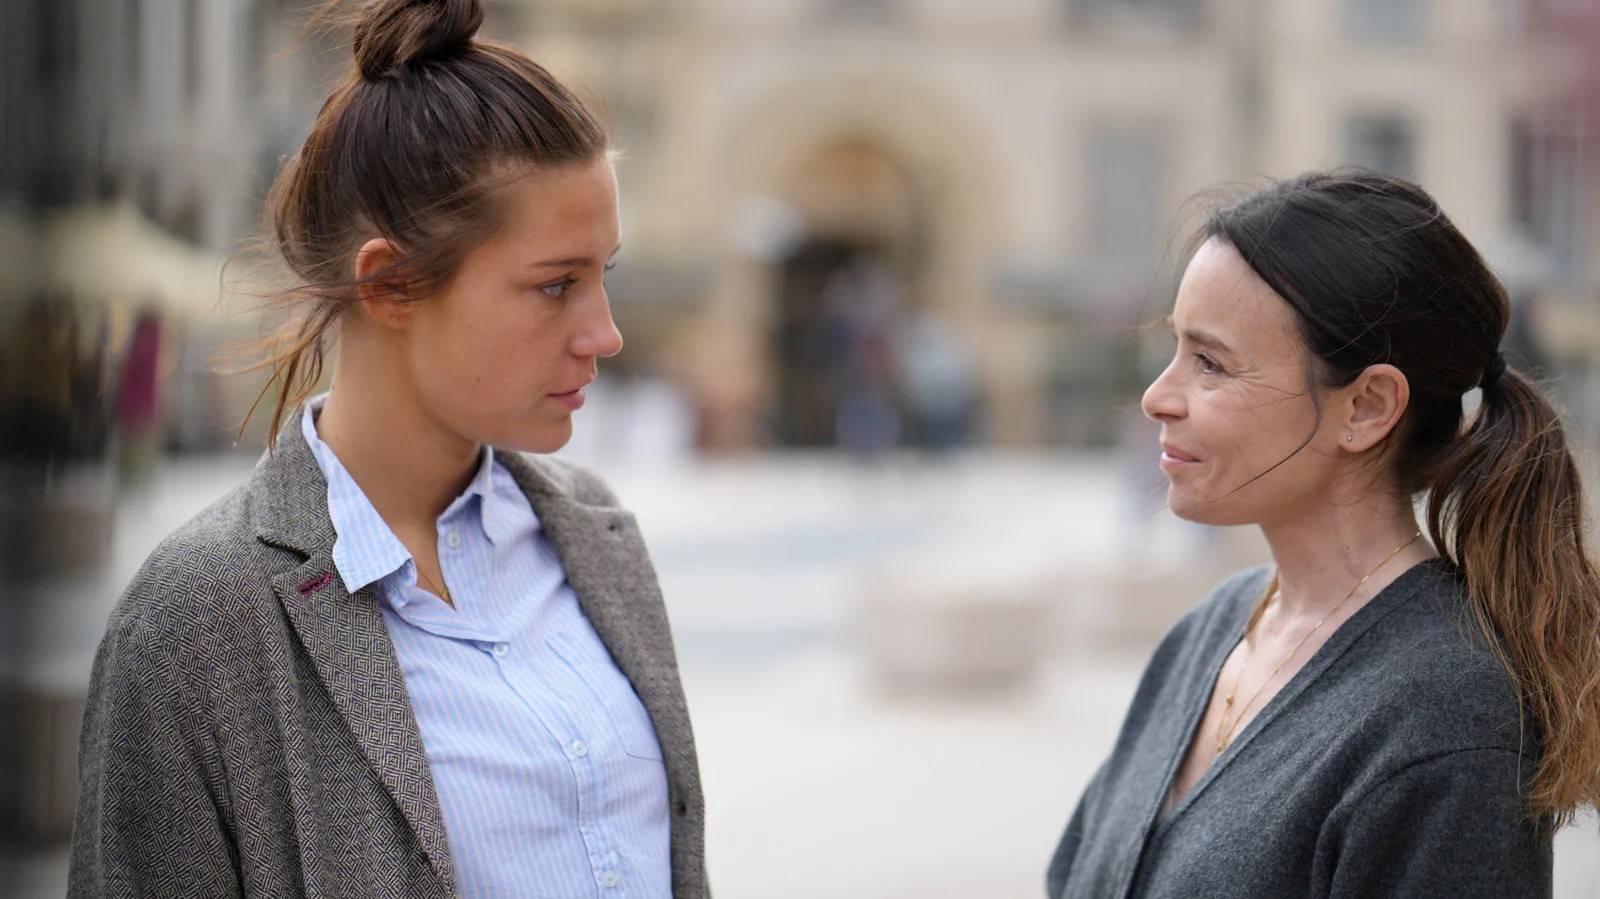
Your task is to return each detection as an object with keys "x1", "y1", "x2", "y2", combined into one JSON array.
[{"x1": 1048, "y1": 171, "x2": 1600, "y2": 898}]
